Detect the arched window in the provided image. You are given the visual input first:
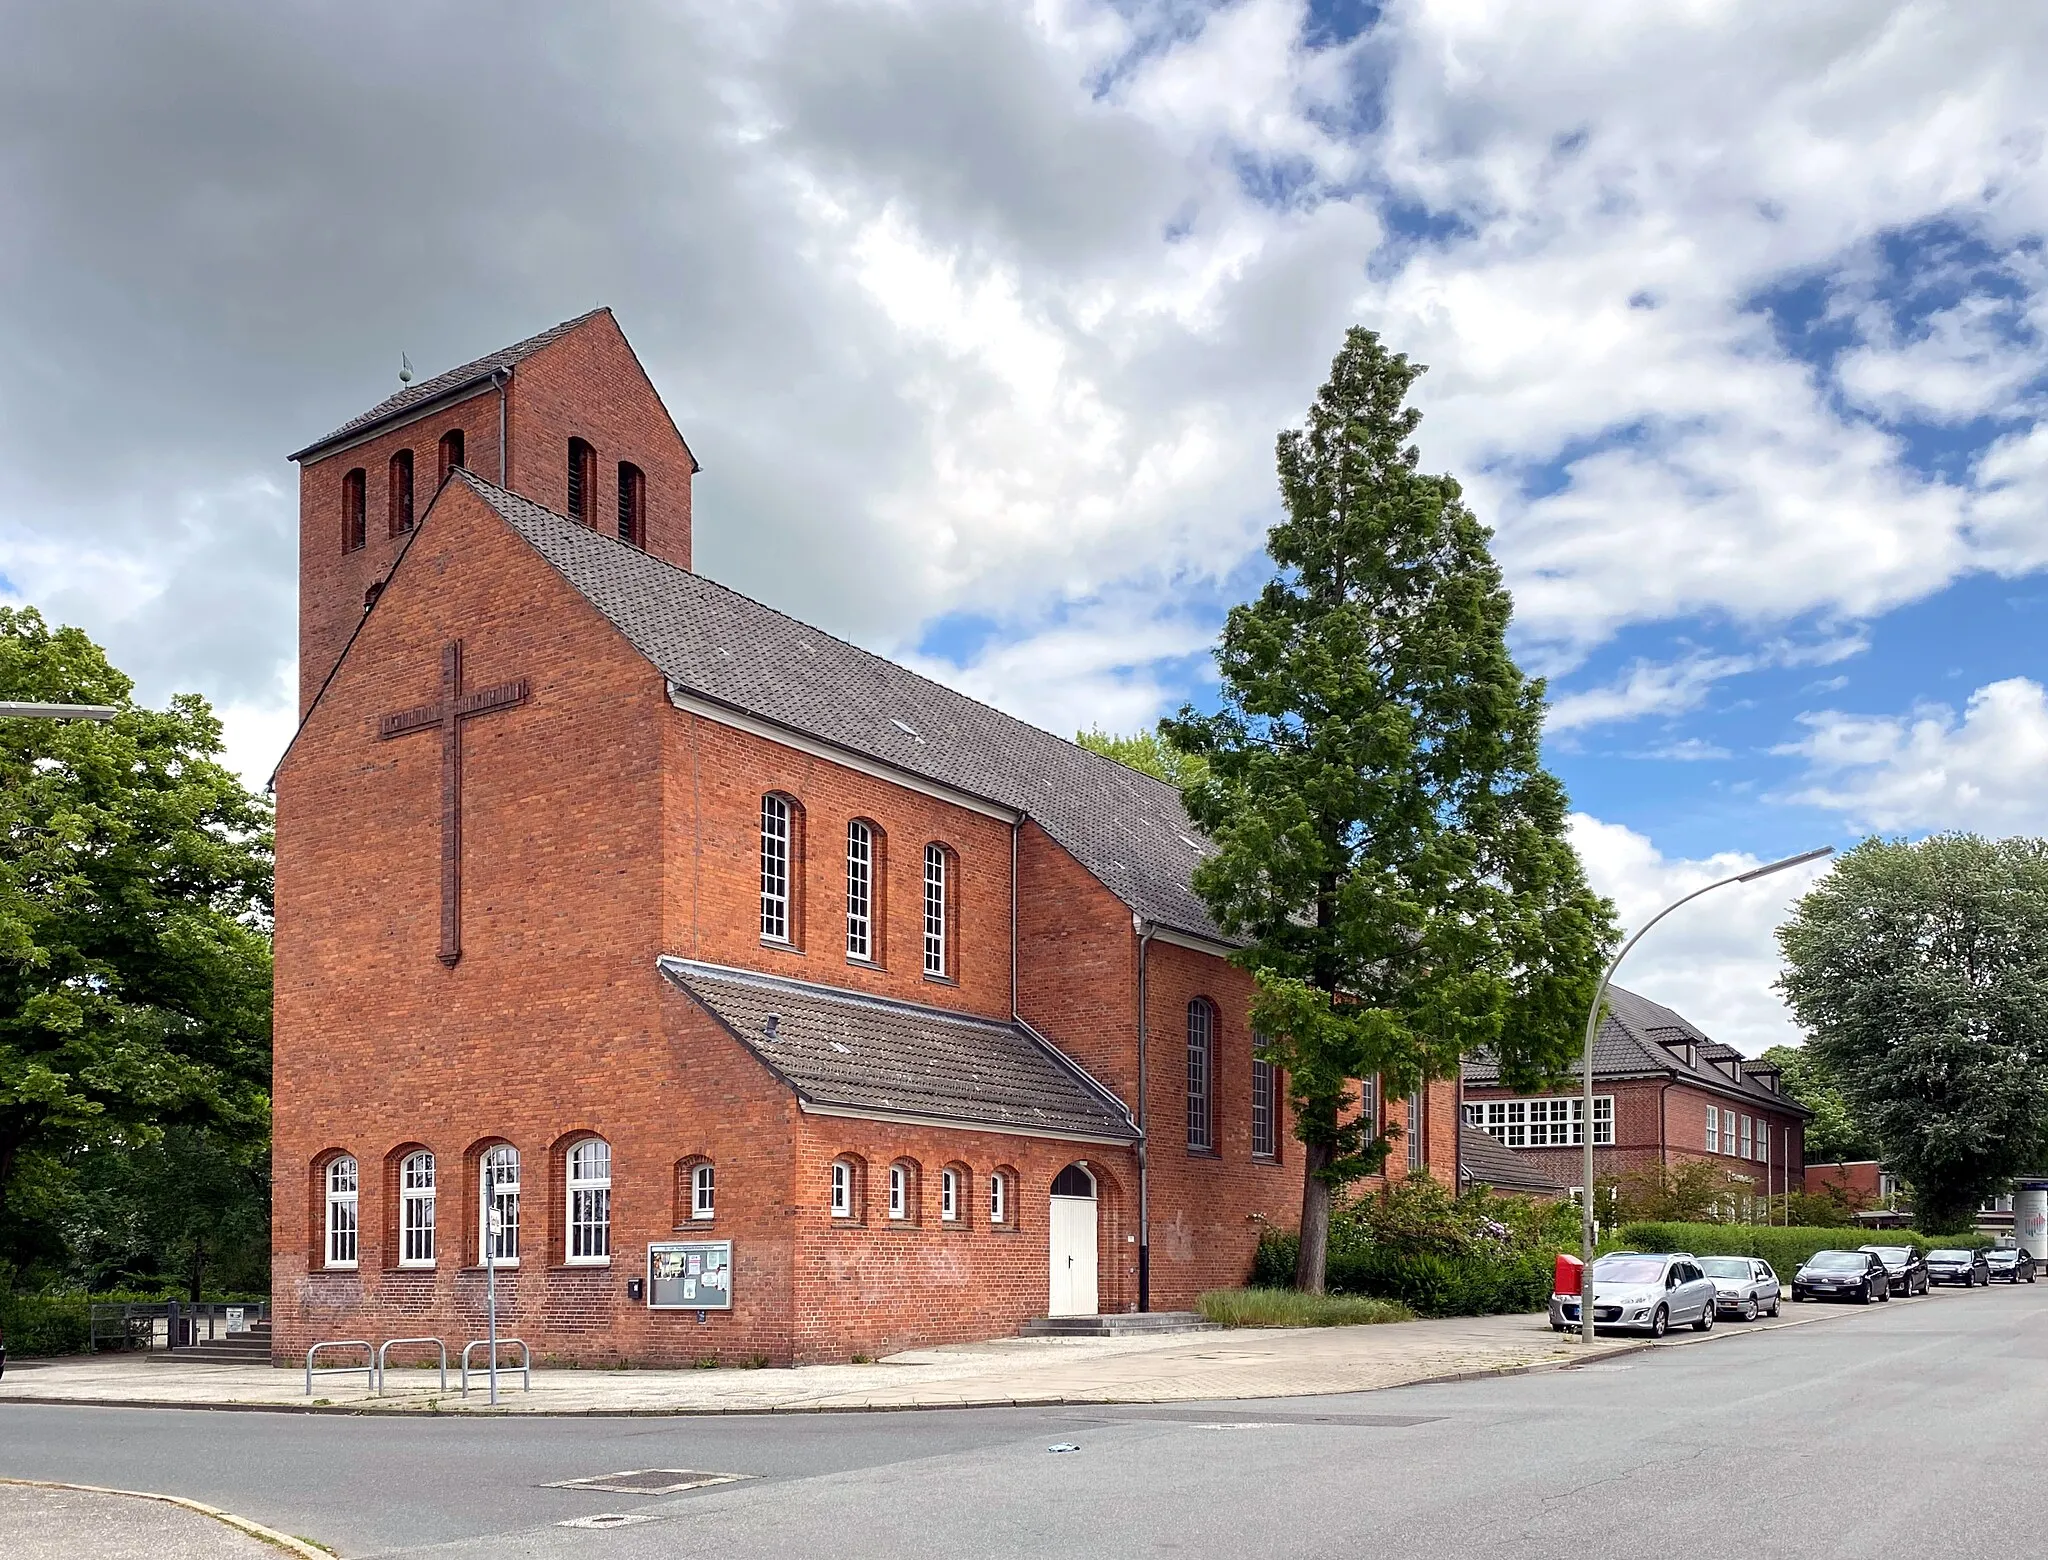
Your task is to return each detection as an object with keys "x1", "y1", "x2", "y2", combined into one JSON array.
[
  {"x1": 1051, "y1": 1162, "x2": 1096, "y2": 1198},
  {"x1": 389, "y1": 449, "x2": 415, "y2": 535},
  {"x1": 1186, "y1": 998, "x2": 1215, "y2": 1152},
  {"x1": 830, "y1": 1155, "x2": 863, "y2": 1220},
  {"x1": 342, "y1": 469, "x2": 367, "y2": 552},
  {"x1": 324, "y1": 1156, "x2": 359, "y2": 1269},
  {"x1": 481, "y1": 1144, "x2": 520, "y2": 1266},
  {"x1": 888, "y1": 1160, "x2": 919, "y2": 1222},
  {"x1": 567, "y1": 437, "x2": 595, "y2": 524},
  {"x1": 923, "y1": 843, "x2": 951, "y2": 978},
  {"x1": 846, "y1": 820, "x2": 874, "y2": 962},
  {"x1": 567, "y1": 1137, "x2": 612, "y2": 1263},
  {"x1": 761, "y1": 795, "x2": 794, "y2": 944},
  {"x1": 1251, "y1": 1053, "x2": 1278, "y2": 1160},
  {"x1": 988, "y1": 1167, "x2": 1013, "y2": 1227},
  {"x1": 438, "y1": 429, "x2": 465, "y2": 485},
  {"x1": 617, "y1": 461, "x2": 645, "y2": 546},
  {"x1": 400, "y1": 1150, "x2": 436, "y2": 1267},
  {"x1": 940, "y1": 1165, "x2": 965, "y2": 1224},
  {"x1": 692, "y1": 1161, "x2": 715, "y2": 1221}
]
